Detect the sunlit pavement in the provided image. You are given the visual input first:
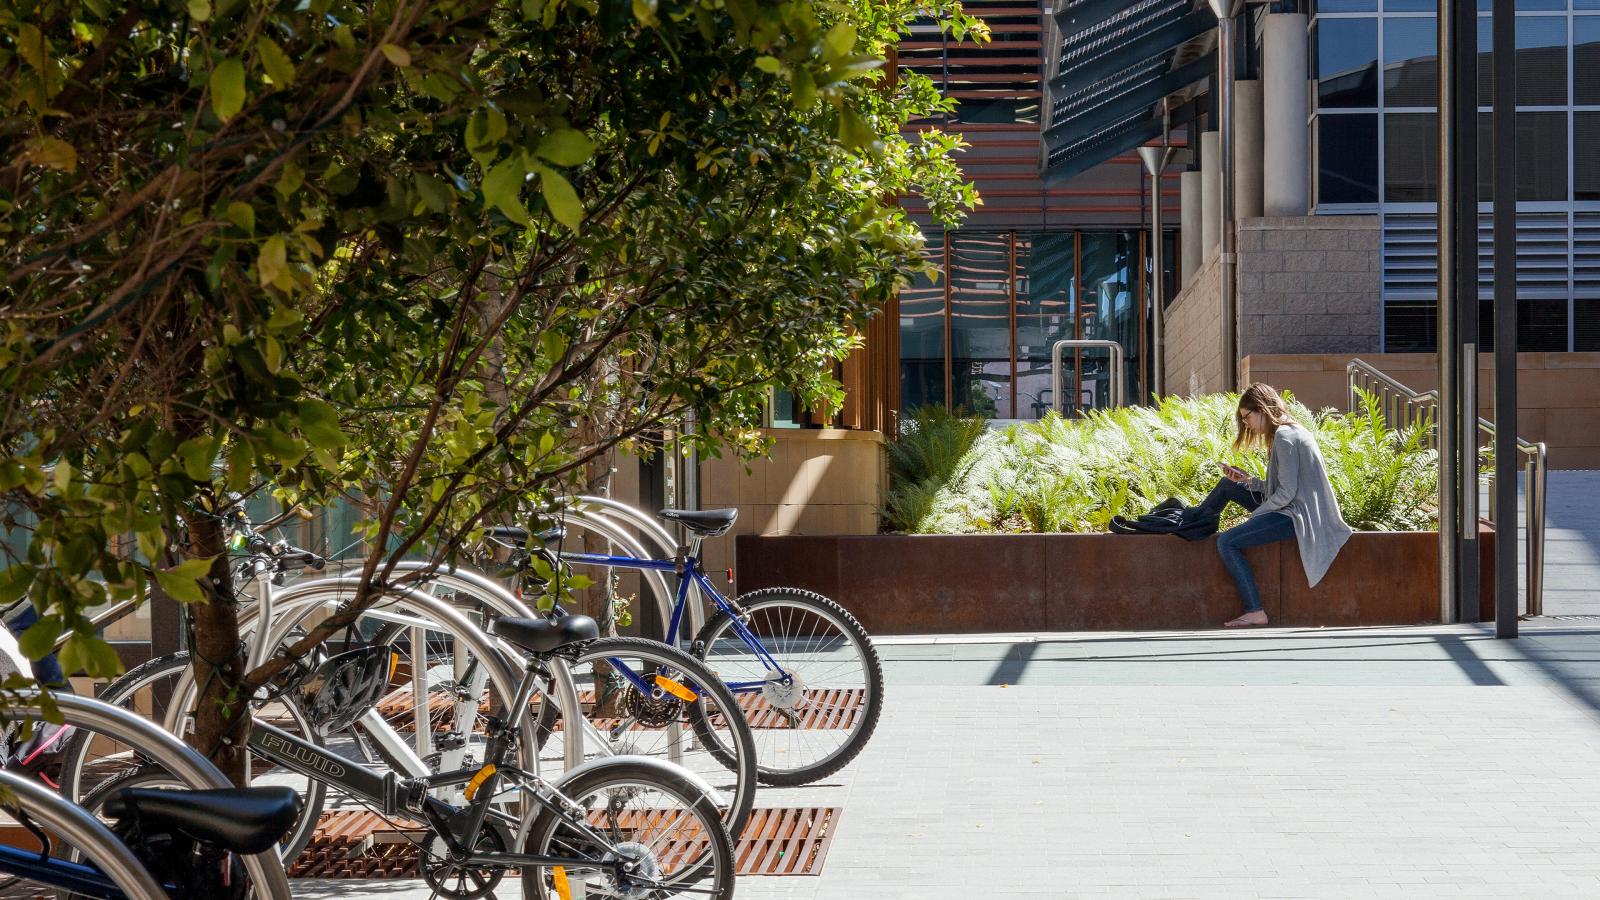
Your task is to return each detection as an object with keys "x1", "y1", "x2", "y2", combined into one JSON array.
[{"x1": 295, "y1": 619, "x2": 1600, "y2": 899}]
